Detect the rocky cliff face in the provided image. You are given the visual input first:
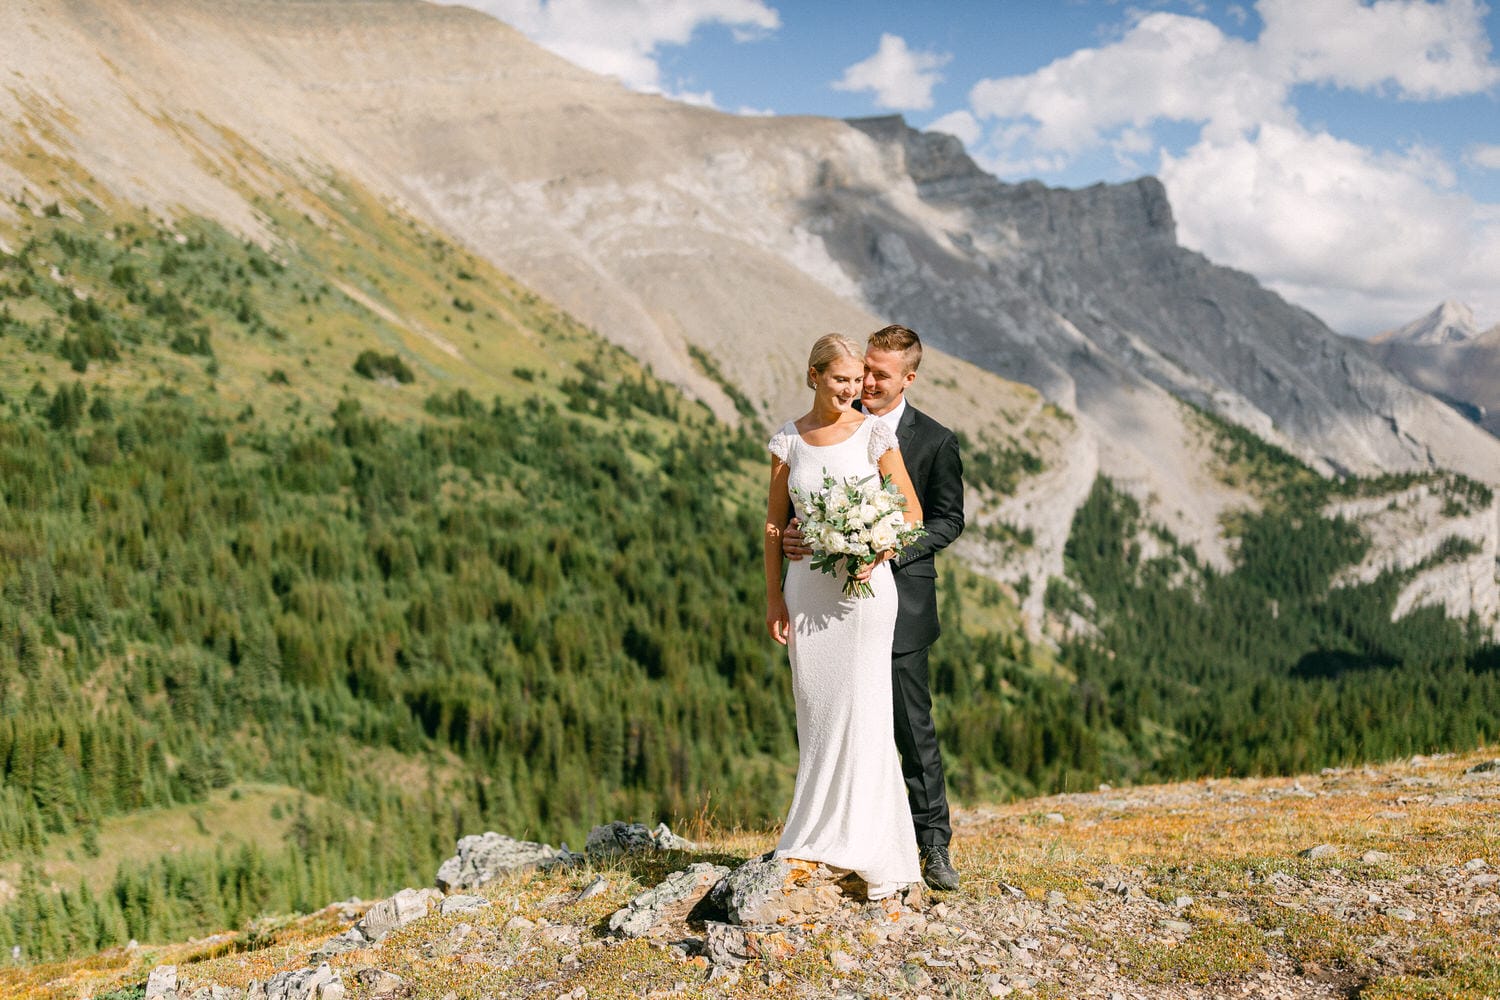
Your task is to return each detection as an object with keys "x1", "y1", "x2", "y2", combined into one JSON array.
[{"x1": 825, "y1": 119, "x2": 1500, "y2": 561}]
